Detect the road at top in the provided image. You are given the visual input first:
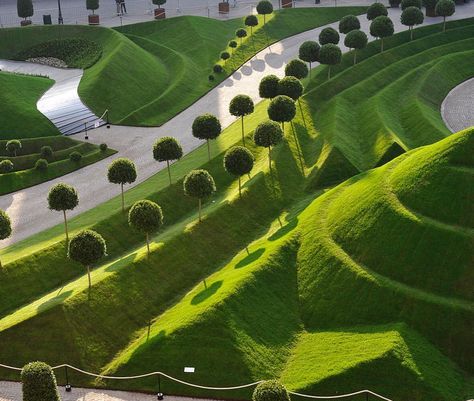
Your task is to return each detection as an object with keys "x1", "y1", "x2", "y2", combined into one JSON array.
[{"x1": 1, "y1": 5, "x2": 473, "y2": 248}]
